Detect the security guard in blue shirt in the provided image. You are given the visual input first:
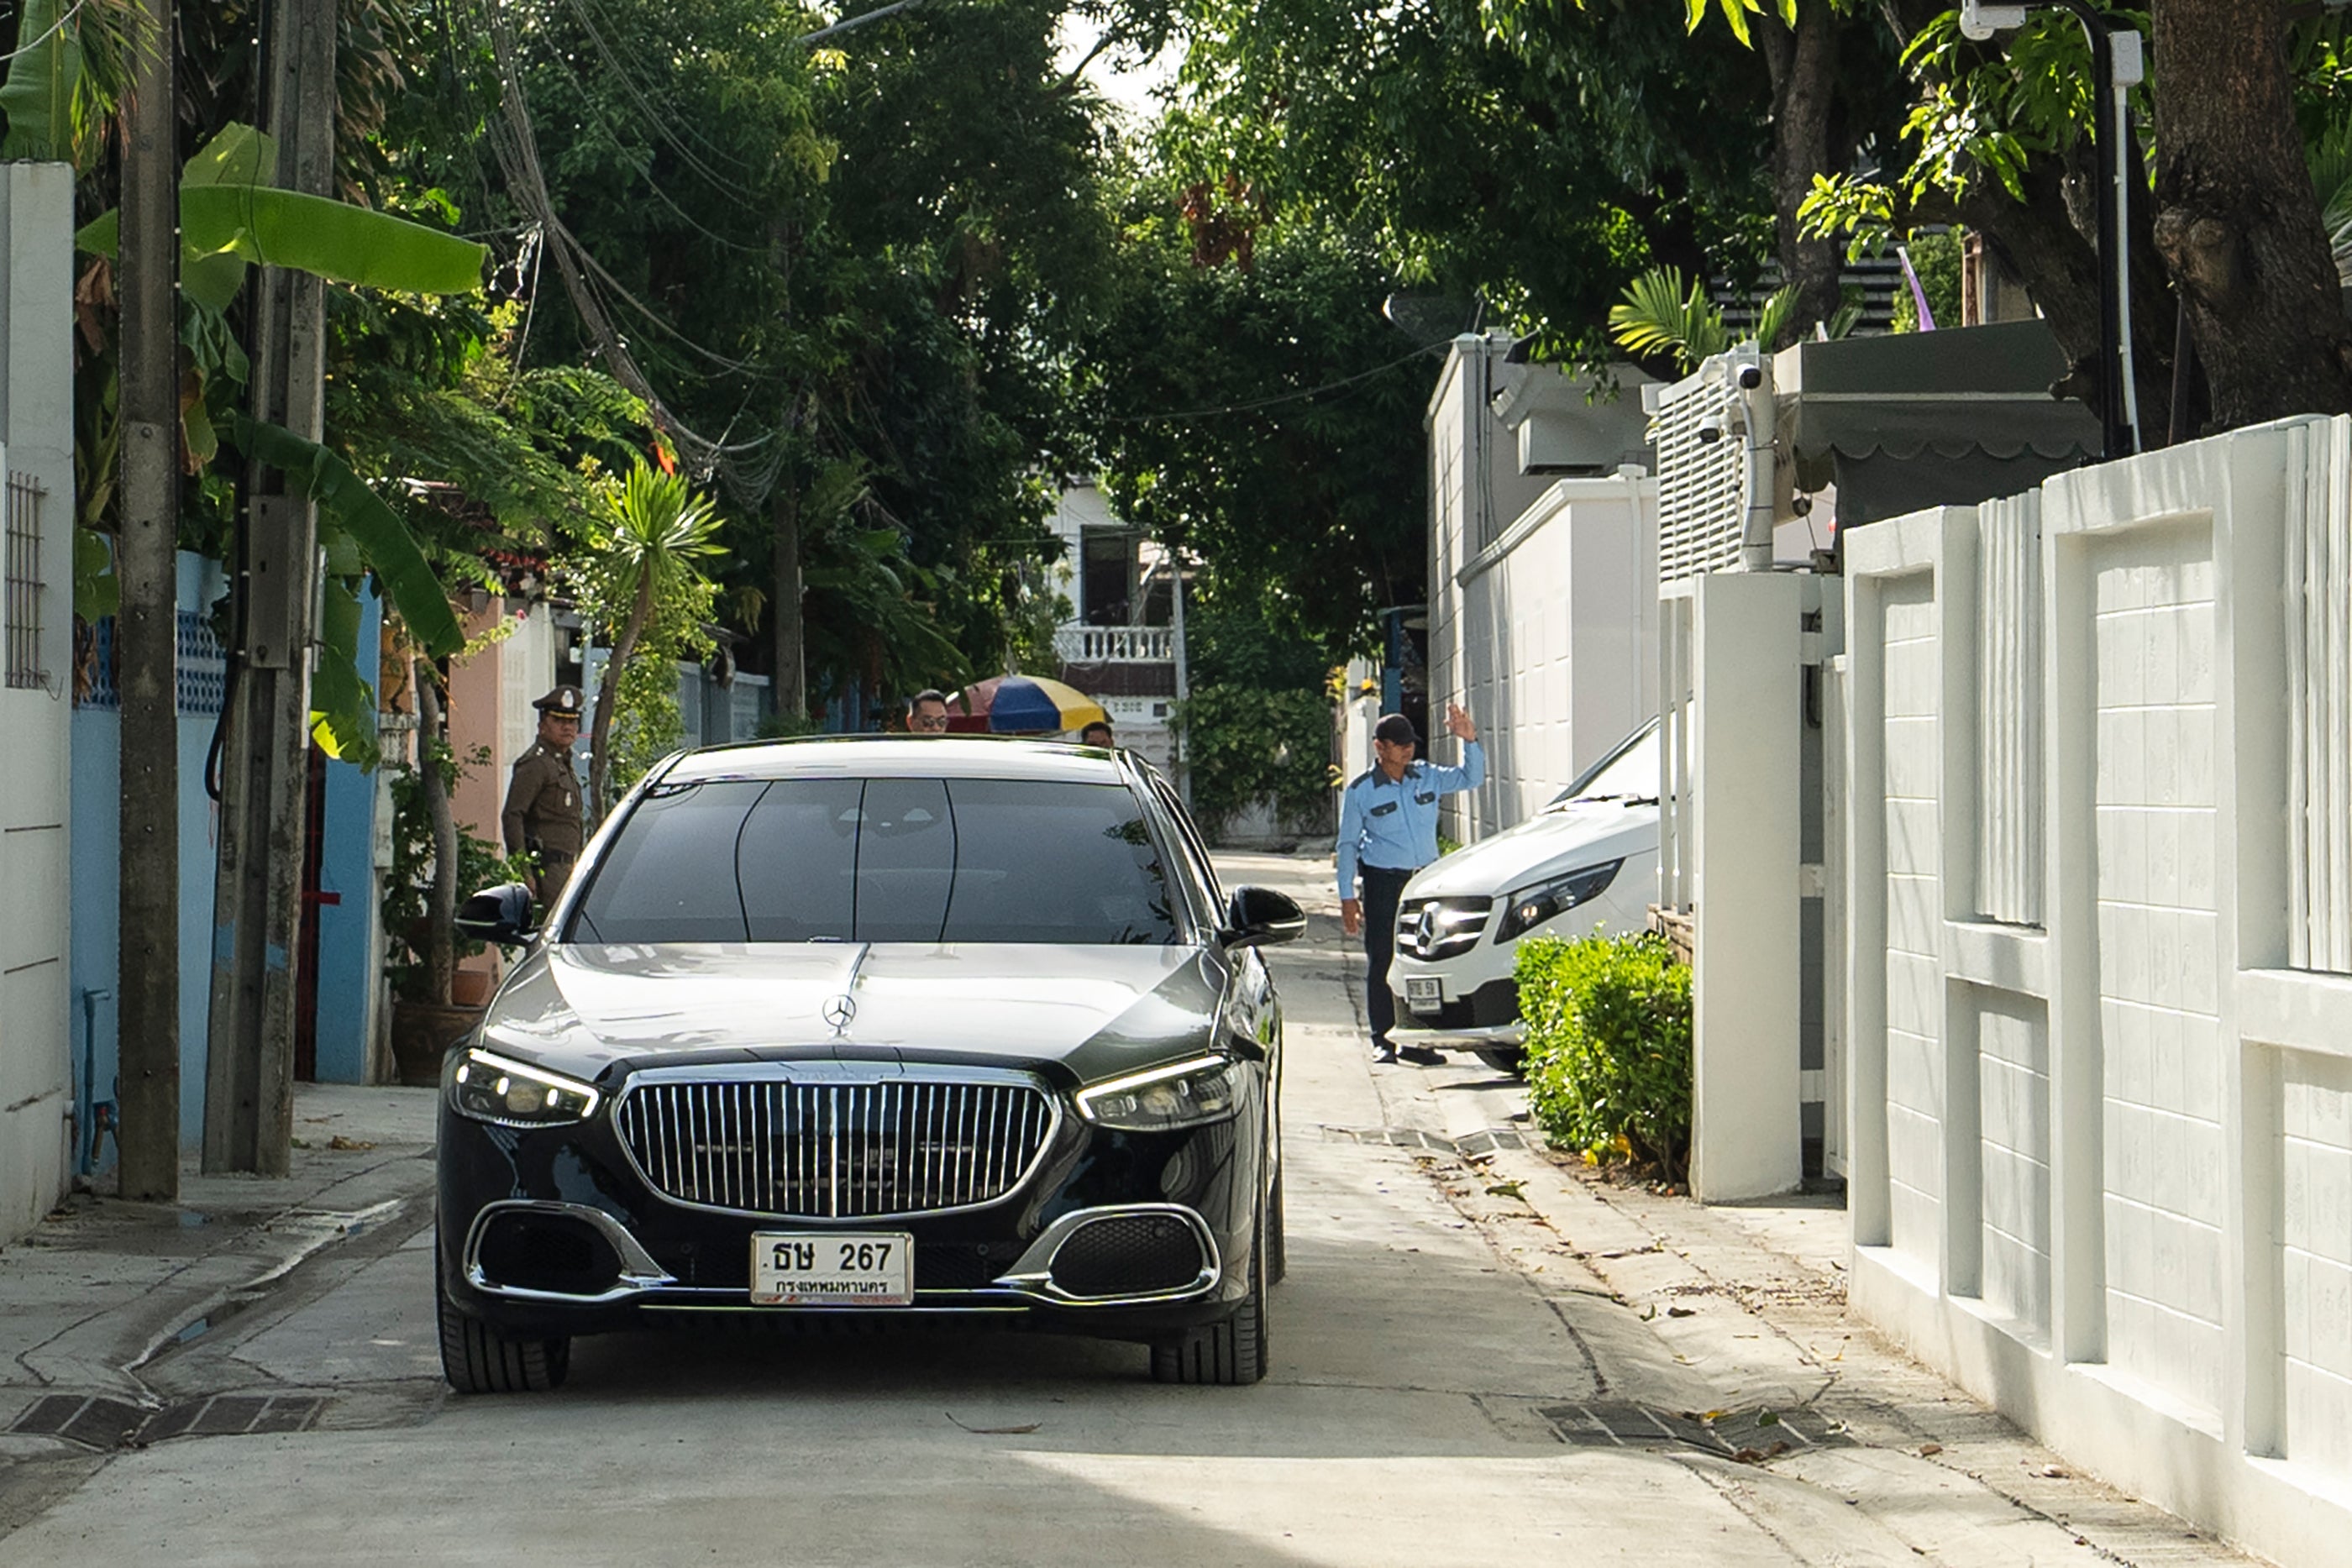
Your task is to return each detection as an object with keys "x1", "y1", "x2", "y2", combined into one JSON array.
[{"x1": 1337, "y1": 704, "x2": 1484, "y2": 1063}]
